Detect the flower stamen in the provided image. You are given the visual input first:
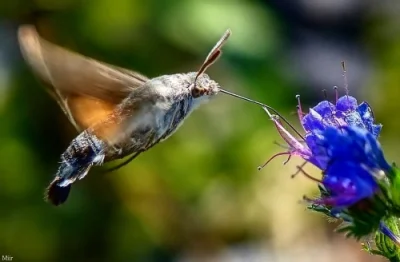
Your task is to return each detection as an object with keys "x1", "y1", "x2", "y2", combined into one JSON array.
[
  {"x1": 273, "y1": 140, "x2": 291, "y2": 150},
  {"x1": 295, "y1": 106, "x2": 306, "y2": 117},
  {"x1": 341, "y1": 61, "x2": 349, "y2": 95},
  {"x1": 296, "y1": 94, "x2": 304, "y2": 122},
  {"x1": 295, "y1": 164, "x2": 322, "y2": 183},
  {"x1": 258, "y1": 152, "x2": 291, "y2": 170},
  {"x1": 291, "y1": 161, "x2": 308, "y2": 178},
  {"x1": 333, "y1": 86, "x2": 339, "y2": 103},
  {"x1": 283, "y1": 154, "x2": 292, "y2": 165},
  {"x1": 322, "y1": 89, "x2": 328, "y2": 100}
]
